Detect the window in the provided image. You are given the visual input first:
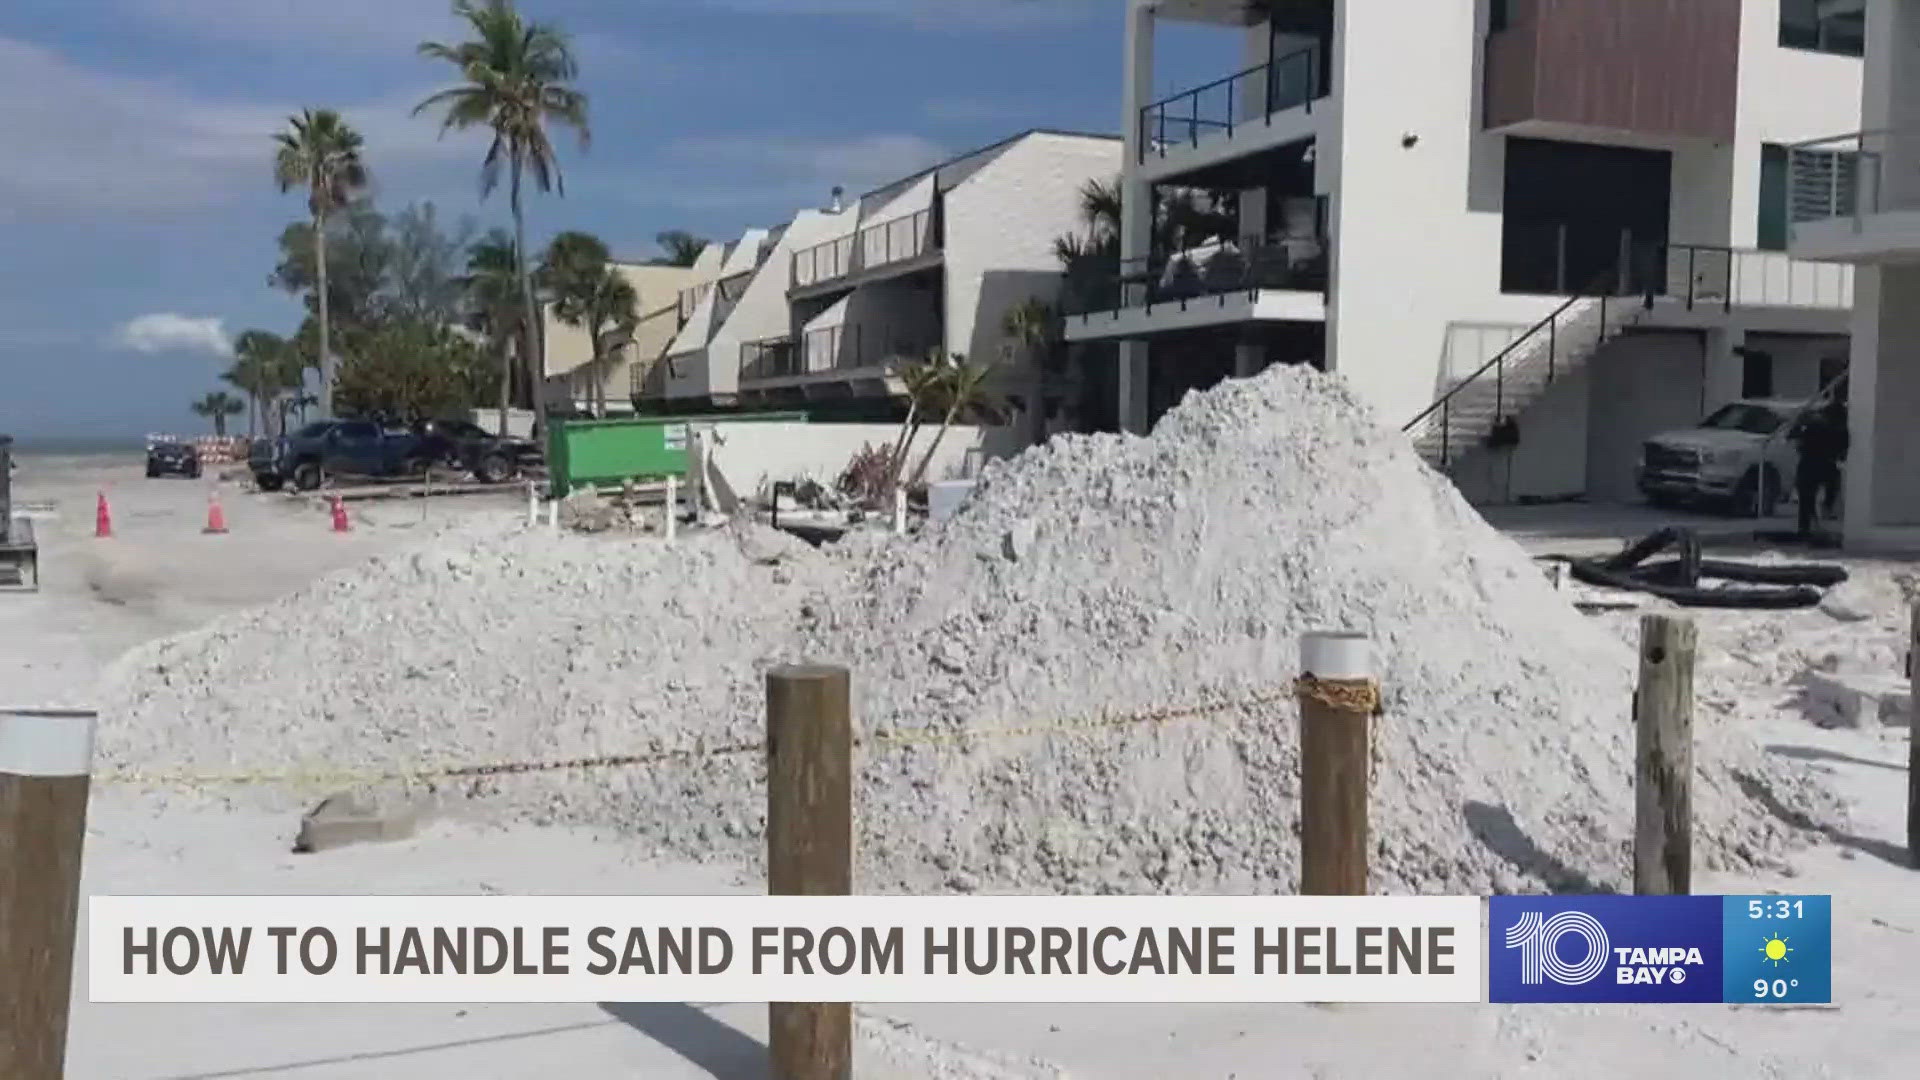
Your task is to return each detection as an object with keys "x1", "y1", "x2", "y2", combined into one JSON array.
[
  {"x1": 1758, "y1": 144, "x2": 1789, "y2": 251},
  {"x1": 1701, "y1": 402, "x2": 1788, "y2": 436},
  {"x1": 1740, "y1": 349, "x2": 1774, "y2": 399},
  {"x1": 1780, "y1": 0, "x2": 1865, "y2": 58}
]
